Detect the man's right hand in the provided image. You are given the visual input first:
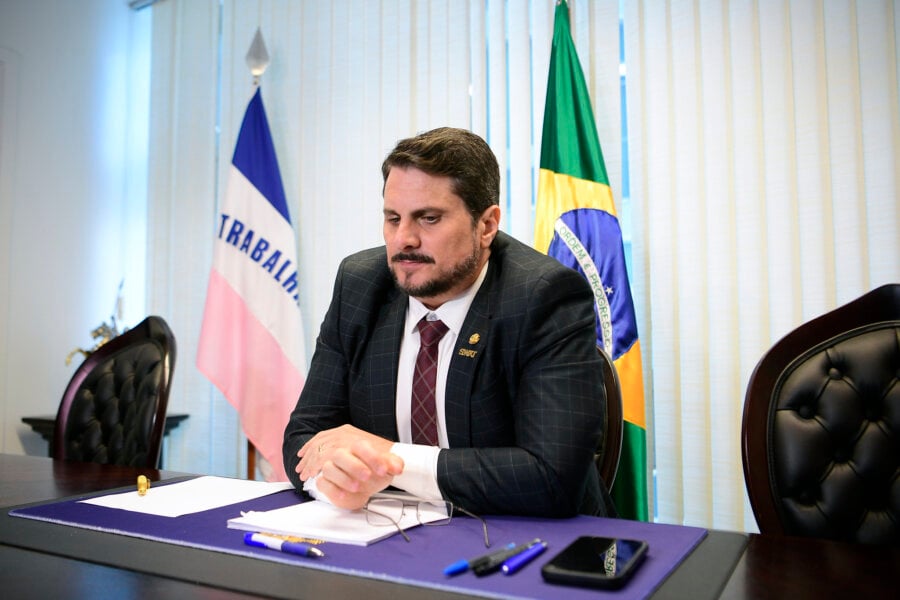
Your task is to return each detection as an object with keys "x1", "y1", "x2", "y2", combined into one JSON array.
[
  {"x1": 296, "y1": 424, "x2": 395, "y2": 481},
  {"x1": 312, "y1": 438, "x2": 404, "y2": 510},
  {"x1": 296, "y1": 425, "x2": 404, "y2": 510}
]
